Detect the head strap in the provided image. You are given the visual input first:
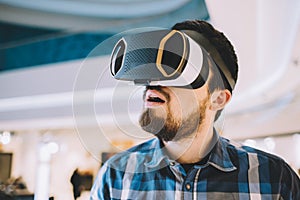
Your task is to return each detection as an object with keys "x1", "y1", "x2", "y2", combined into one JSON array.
[{"x1": 182, "y1": 30, "x2": 236, "y2": 90}]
